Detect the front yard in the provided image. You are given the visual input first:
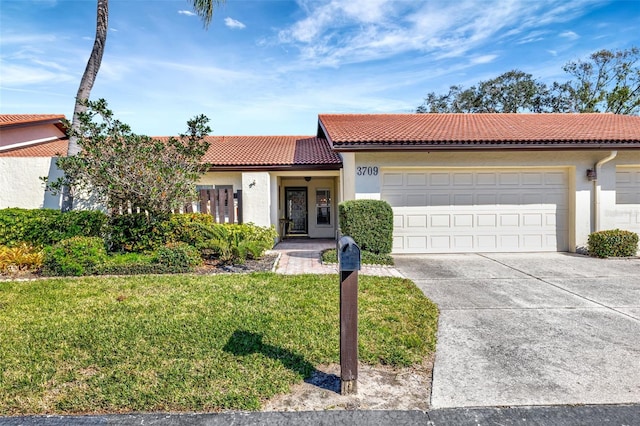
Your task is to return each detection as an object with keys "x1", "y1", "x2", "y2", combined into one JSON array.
[{"x1": 0, "y1": 273, "x2": 437, "y2": 415}]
